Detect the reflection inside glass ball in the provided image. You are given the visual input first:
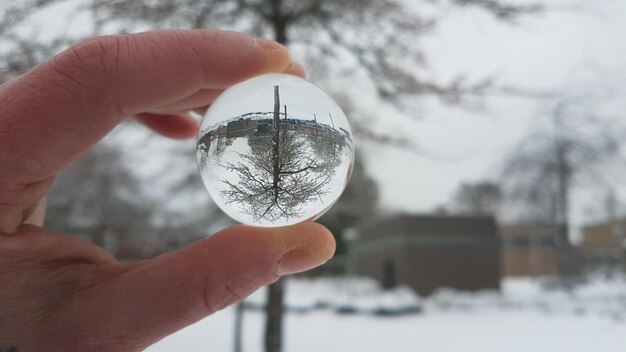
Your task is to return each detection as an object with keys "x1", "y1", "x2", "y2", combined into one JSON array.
[{"x1": 196, "y1": 73, "x2": 354, "y2": 227}]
